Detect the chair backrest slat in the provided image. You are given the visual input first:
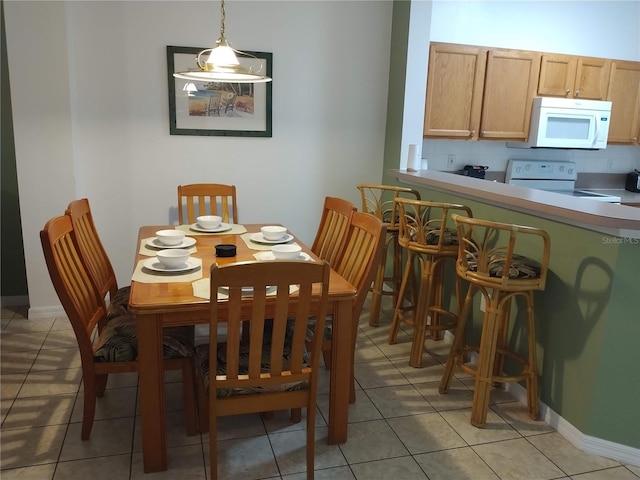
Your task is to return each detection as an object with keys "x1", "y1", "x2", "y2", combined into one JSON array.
[
  {"x1": 311, "y1": 197, "x2": 355, "y2": 269},
  {"x1": 334, "y1": 212, "x2": 386, "y2": 317},
  {"x1": 178, "y1": 183, "x2": 238, "y2": 224},
  {"x1": 66, "y1": 199, "x2": 118, "y2": 302}
]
